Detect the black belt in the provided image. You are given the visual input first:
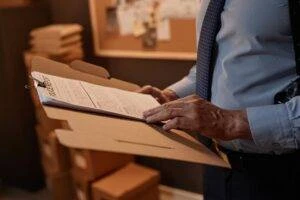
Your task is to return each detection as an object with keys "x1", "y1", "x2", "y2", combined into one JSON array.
[{"x1": 216, "y1": 145, "x2": 300, "y2": 171}]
